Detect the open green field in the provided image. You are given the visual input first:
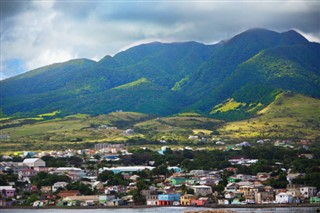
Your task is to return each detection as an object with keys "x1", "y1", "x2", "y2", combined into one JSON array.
[{"x1": 1, "y1": 93, "x2": 319, "y2": 153}]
